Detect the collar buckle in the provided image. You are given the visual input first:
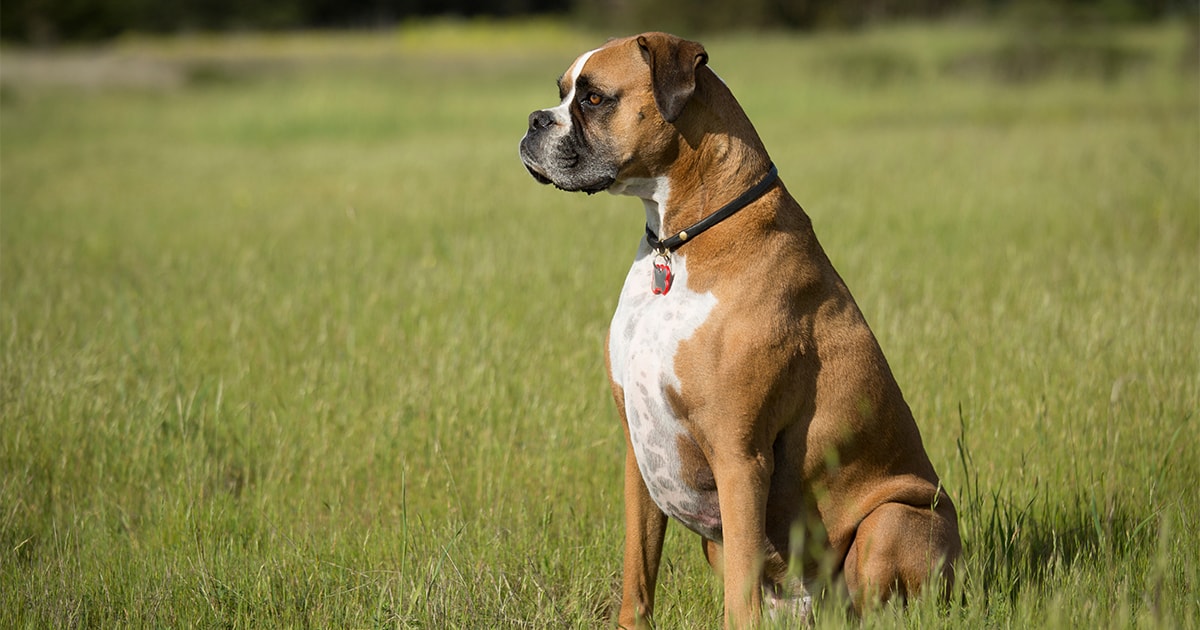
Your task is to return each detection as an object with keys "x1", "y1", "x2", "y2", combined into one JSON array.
[{"x1": 643, "y1": 162, "x2": 778, "y2": 255}]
